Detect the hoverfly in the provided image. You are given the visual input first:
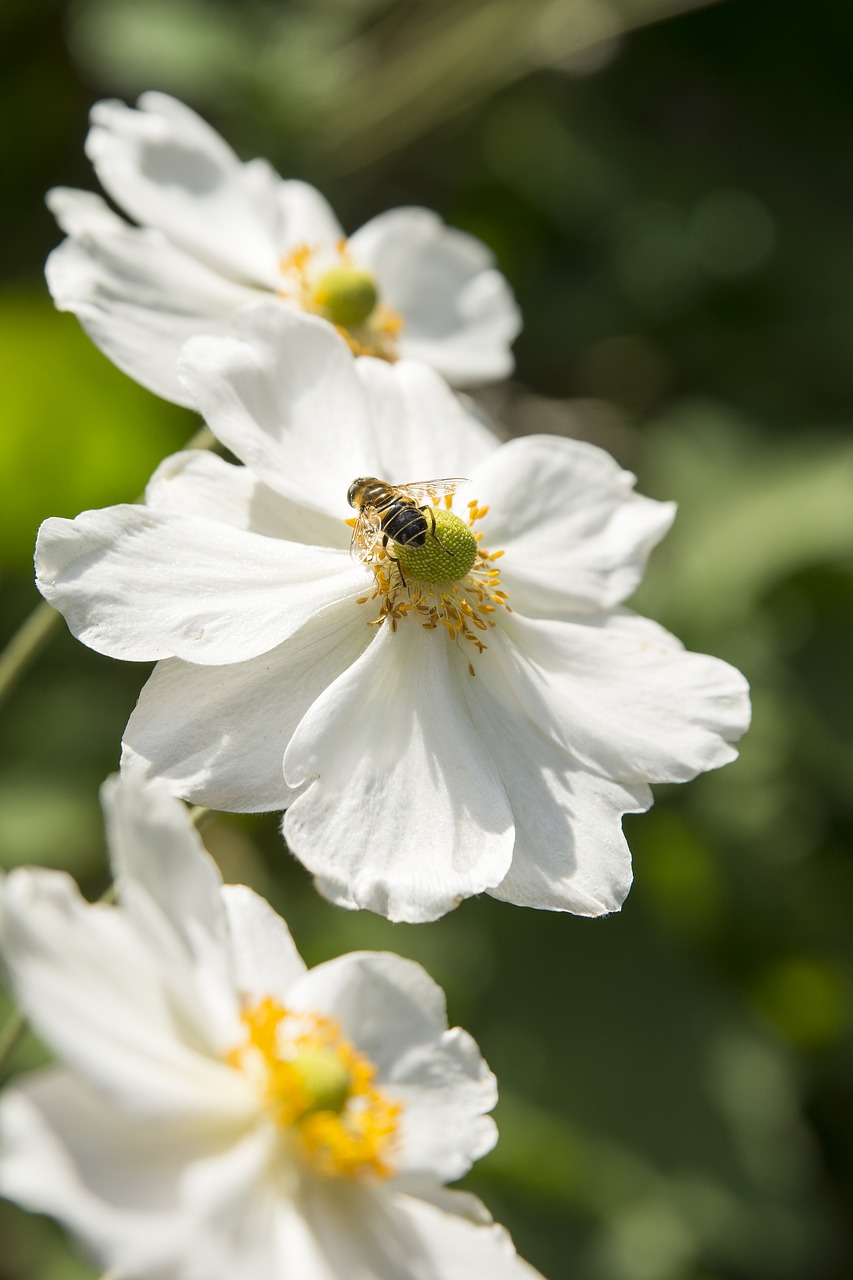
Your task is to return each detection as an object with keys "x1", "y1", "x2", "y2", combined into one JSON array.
[{"x1": 347, "y1": 476, "x2": 469, "y2": 569}]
